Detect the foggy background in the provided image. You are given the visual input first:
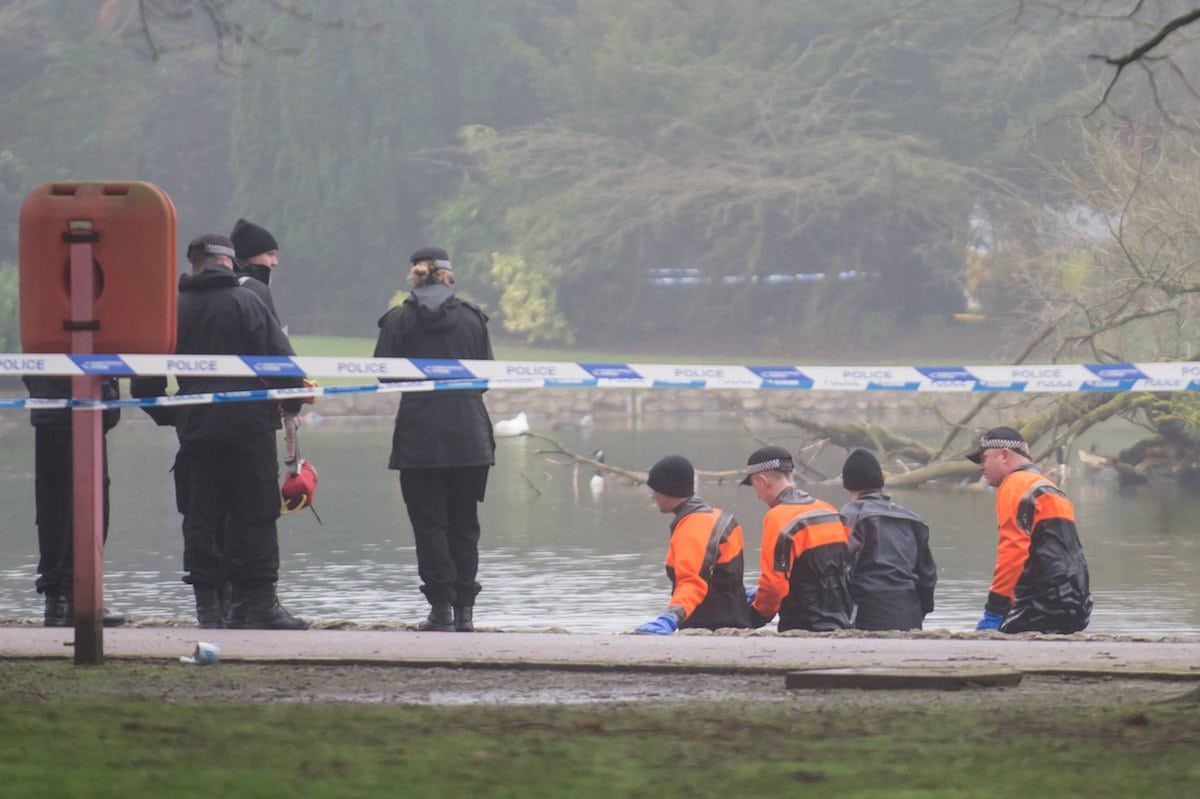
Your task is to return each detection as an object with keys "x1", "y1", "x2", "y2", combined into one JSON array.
[{"x1": 1, "y1": 1, "x2": 1197, "y2": 359}]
